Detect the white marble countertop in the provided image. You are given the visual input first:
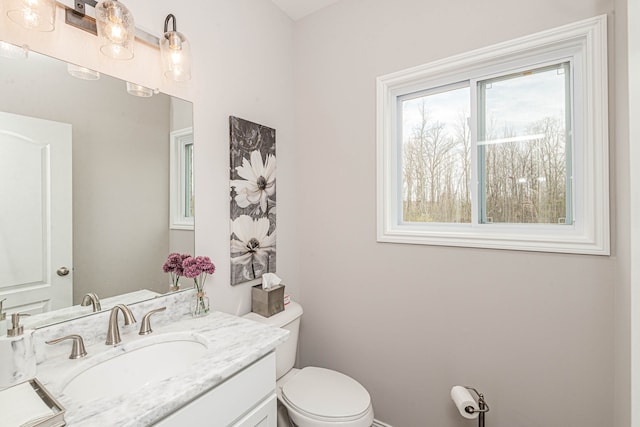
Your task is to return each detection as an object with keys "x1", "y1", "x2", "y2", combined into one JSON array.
[{"x1": 34, "y1": 310, "x2": 288, "y2": 426}]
